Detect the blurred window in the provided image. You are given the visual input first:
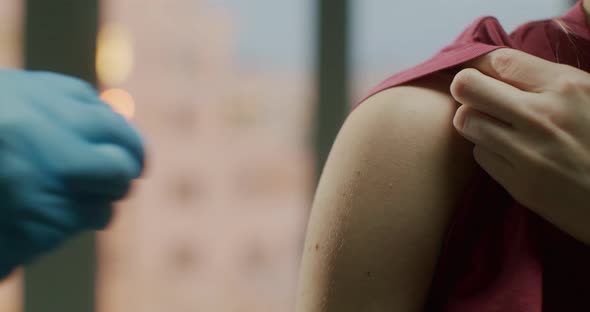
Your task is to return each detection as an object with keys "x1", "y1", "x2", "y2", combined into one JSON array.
[
  {"x1": 97, "y1": 1, "x2": 313, "y2": 311},
  {"x1": 351, "y1": 0, "x2": 570, "y2": 99}
]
